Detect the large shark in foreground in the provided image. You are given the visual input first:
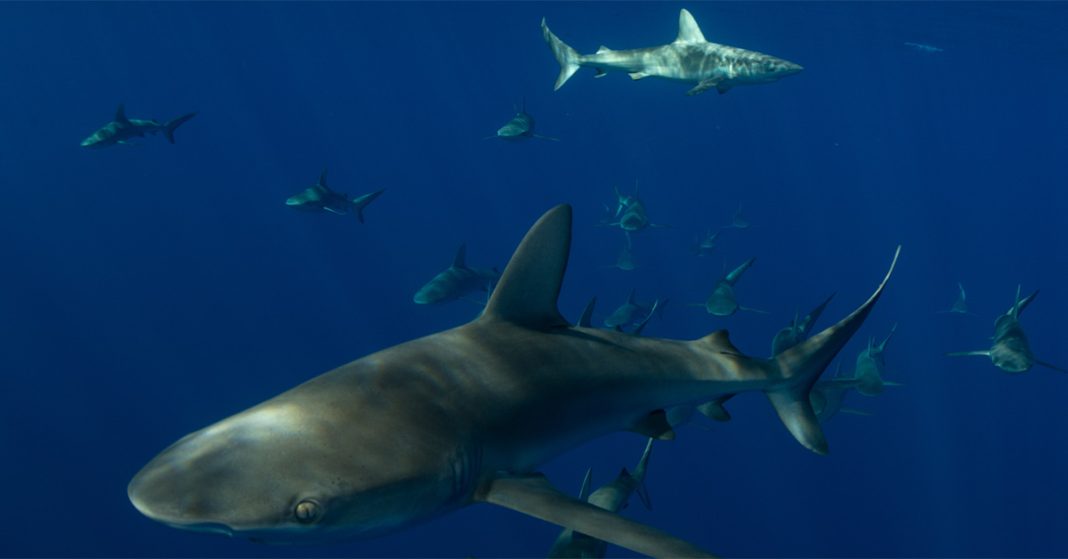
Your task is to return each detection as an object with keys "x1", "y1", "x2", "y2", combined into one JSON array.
[
  {"x1": 81, "y1": 104, "x2": 196, "y2": 148},
  {"x1": 128, "y1": 205, "x2": 898, "y2": 557},
  {"x1": 948, "y1": 287, "x2": 1064, "y2": 373},
  {"x1": 542, "y1": 9, "x2": 802, "y2": 95}
]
